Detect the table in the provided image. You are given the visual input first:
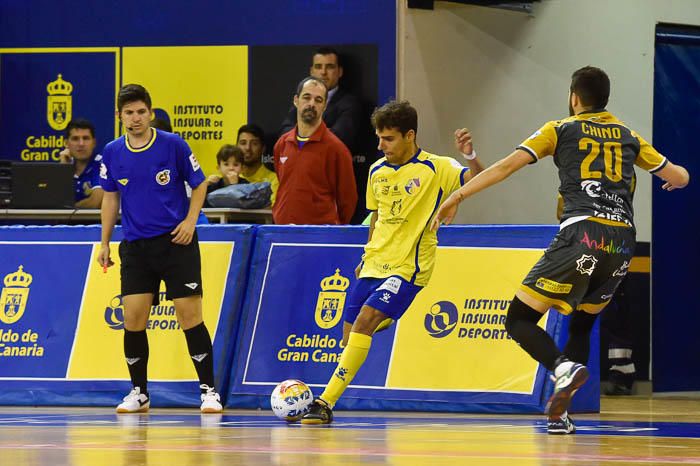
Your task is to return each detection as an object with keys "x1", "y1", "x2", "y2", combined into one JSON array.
[{"x1": 0, "y1": 208, "x2": 273, "y2": 224}]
